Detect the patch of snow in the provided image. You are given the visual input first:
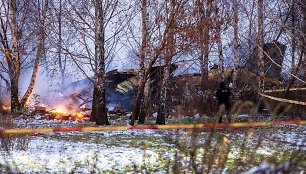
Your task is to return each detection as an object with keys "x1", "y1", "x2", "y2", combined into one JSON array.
[
  {"x1": 0, "y1": 137, "x2": 159, "y2": 173},
  {"x1": 194, "y1": 113, "x2": 200, "y2": 119},
  {"x1": 34, "y1": 115, "x2": 41, "y2": 120},
  {"x1": 238, "y1": 114, "x2": 249, "y2": 117}
]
